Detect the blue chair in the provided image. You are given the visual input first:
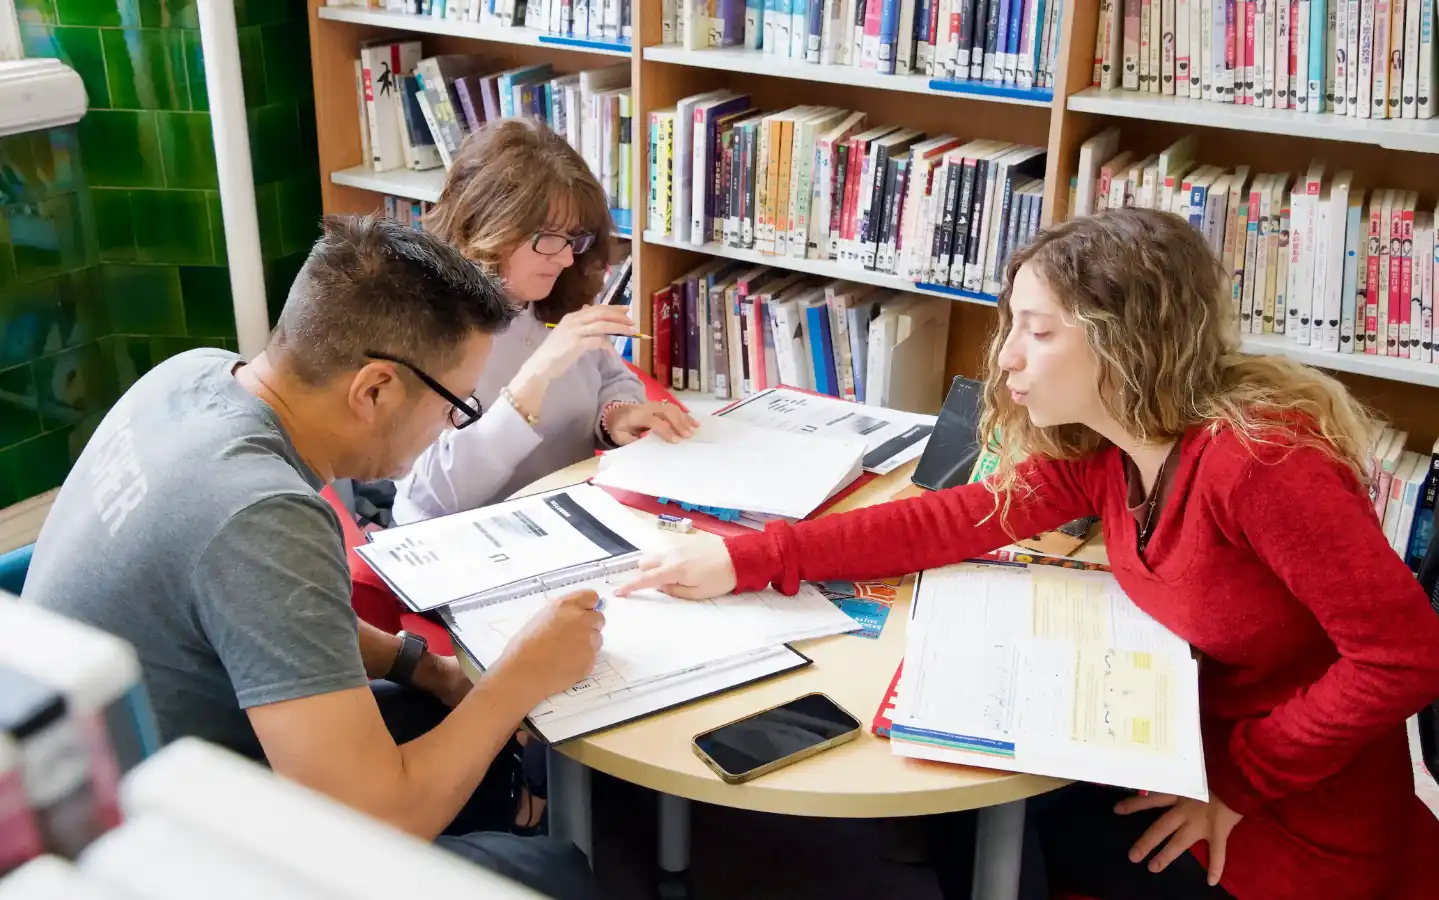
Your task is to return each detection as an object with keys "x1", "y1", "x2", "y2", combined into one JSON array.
[{"x1": 0, "y1": 543, "x2": 33, "y2": 596}]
